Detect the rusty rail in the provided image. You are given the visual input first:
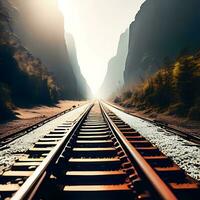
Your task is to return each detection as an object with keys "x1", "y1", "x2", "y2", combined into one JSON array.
[
  {"x1": 0, "y1": 103, "x2": 87, "y2": 149},
  {"x1": 11, "y1": 103, "x2": 93, "y2": 200},
  {"x1": 100, "y1": 101, "x2": 178, "y2": 200},
  {"x1": 103, "y1": 100, "x2": 200, "y2": 145}
]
